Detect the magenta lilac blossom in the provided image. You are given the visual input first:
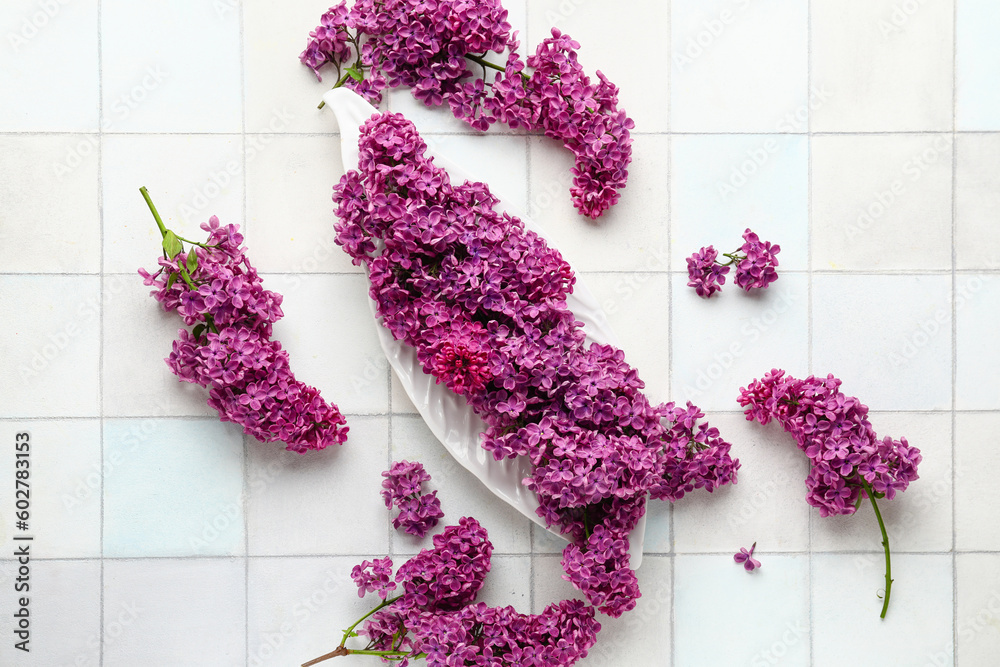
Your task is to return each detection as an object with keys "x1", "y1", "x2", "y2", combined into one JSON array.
[
  {"x1": 300, "y1": 0, "x2": 633, "y2": 220},
  {"x1": 734, "y1": 542, "x2": 760, "y2": 572},
  {"x1": 381, "y1": 460, "x2": 444, "y2": 538},
  {"x1": 738, "y1": 369, "x2": 921, "y2": 617},
  {"x1": 137, "y1": 187, "x2": 349, "y2": 454},
  {"x1": 304, "y1": 517, "x2": 601, "y2": 667},
  {"x1": 685, "y1": 228, "x2": 780, "y2": 298},
  {"x1": 332, "y1": 112, "x2": 739, "y2": 616}
]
